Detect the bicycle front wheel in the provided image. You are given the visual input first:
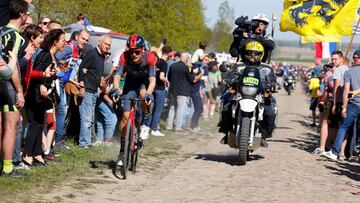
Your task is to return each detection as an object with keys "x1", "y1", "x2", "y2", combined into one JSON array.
[
  {"x1": 121, "y1": 120, "x2": 133, "y2": 179},
  {"x1": 130, "y1": 125, "x2": 140, "y2": 173}
]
